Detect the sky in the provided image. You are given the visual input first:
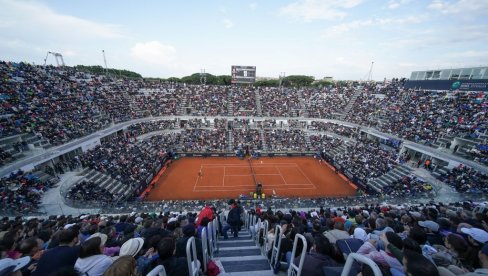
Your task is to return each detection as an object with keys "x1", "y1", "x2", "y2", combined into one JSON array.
[{"x1": 0, "y1": 0, "x2": 487, "y2": 80}]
